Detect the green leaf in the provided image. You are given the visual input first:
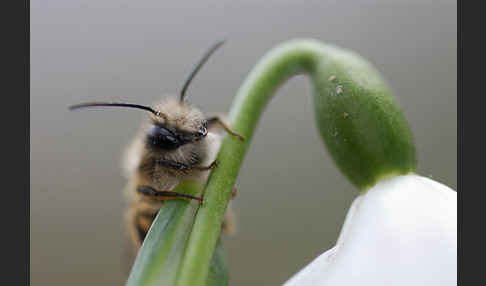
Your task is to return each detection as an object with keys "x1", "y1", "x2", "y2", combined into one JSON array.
[{"x1": 205, "y1": 238, "x2": 229, "y2": 286}]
